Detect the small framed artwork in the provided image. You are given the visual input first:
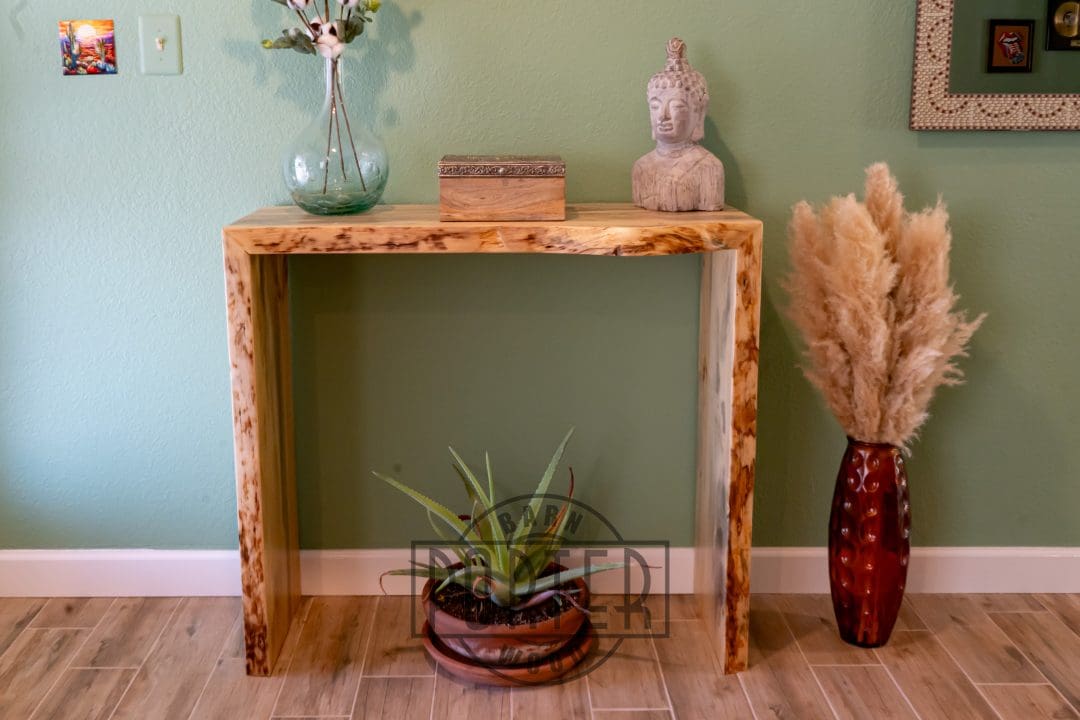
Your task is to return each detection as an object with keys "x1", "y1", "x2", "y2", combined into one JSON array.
[
  {"x1": 60, "y1": 19, "x2": 117, "y2": 76},
  {"x1": 1047, "y1": 1, "x2": 1080, "y2": 50},
  {"x1": 986, "y1": 19, "x2": 1035, "y2": 73}
]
